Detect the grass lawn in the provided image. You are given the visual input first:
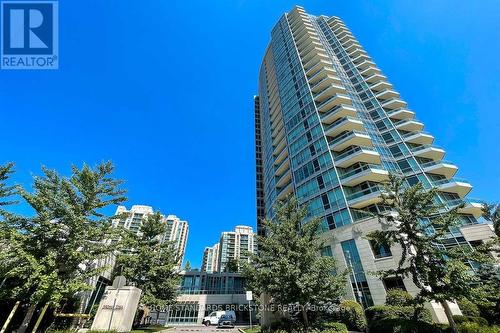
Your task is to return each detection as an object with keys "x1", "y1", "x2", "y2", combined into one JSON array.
[
  {"x1": 243, "y1": 326, "x2": 261, "y2": 333},
  {"x1": 130, "y1": 325, "x2": 170, "y2": 333}
]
